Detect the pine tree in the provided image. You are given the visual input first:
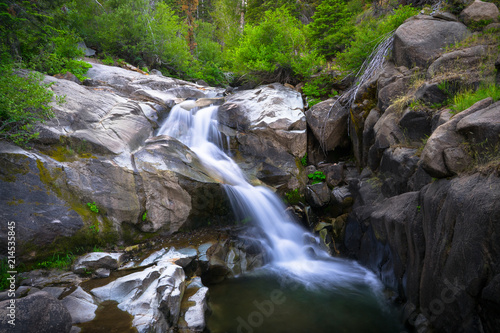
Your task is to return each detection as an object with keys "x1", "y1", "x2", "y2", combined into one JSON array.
[{"x1": 307, "y1": 0, "x2": 357, "y2": 59}]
